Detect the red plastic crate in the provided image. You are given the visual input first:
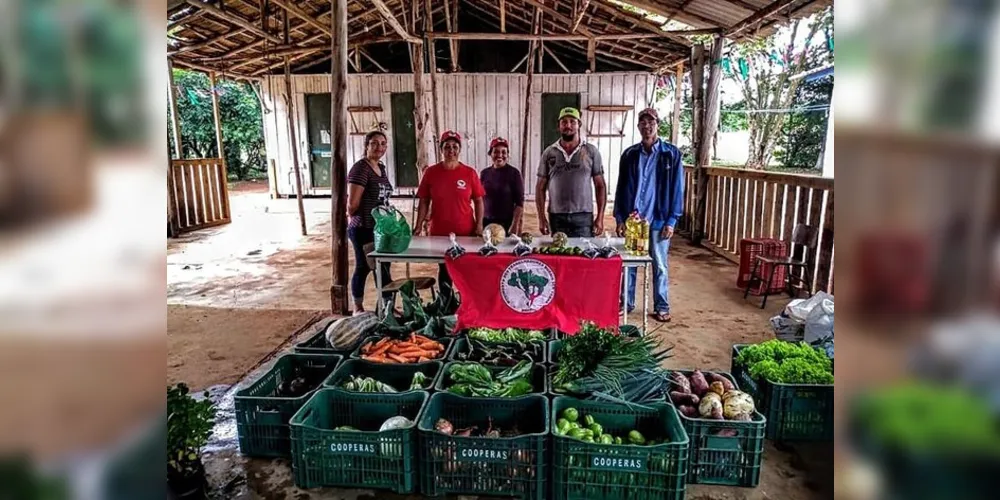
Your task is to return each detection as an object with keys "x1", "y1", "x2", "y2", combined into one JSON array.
[{"x1": 737, "y1": 238, "x2": 789, "y2": 295}]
